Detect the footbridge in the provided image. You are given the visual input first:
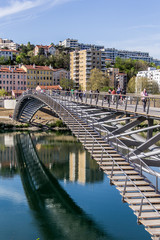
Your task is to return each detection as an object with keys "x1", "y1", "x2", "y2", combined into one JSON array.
[{"x1": 13, "y1": 90, "x2": 160, "y2": 239}]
